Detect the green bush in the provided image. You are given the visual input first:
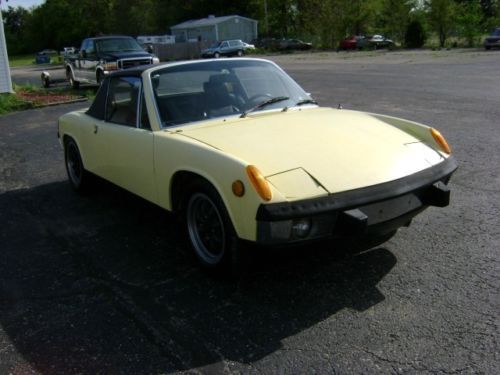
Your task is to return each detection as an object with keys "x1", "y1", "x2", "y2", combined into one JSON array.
[{"x1": 405, "y1": 20, "x2": 427, "y2": 48}]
